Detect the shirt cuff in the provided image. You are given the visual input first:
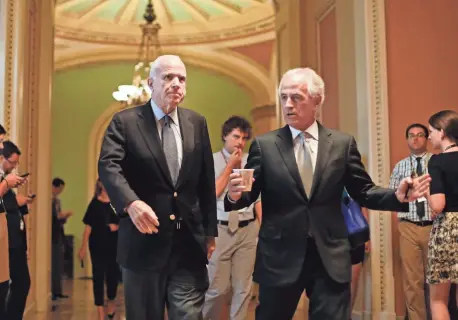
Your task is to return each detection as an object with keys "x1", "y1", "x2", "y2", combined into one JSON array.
[{"x1": 227, "y1": 194, "x2": 237, "y2": 204}]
